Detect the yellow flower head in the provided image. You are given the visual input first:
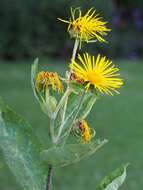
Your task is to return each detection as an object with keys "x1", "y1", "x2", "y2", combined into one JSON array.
[
  {"x1": 70, "y1": 53, "x2": 123, "y2": 95},
  {"x1": 78, "y1": 120, "x2": 93, "y2": 143},
  {"x1": 35, "y1": 71, "x2": 63, "y2": 93},
  {"x1": 58, "y1": 7, "x2": 110, "y2": 43}
]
